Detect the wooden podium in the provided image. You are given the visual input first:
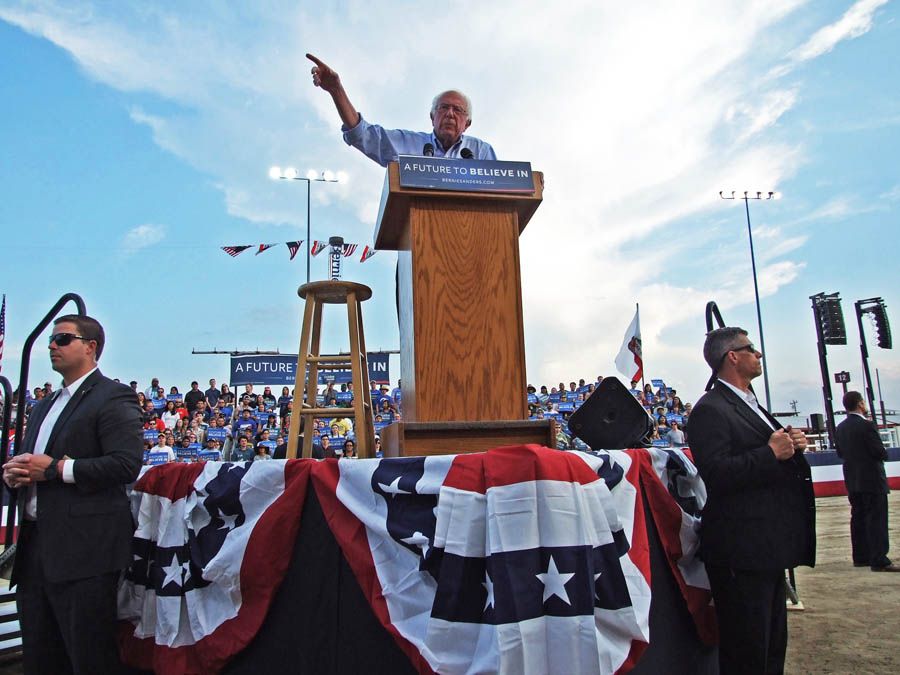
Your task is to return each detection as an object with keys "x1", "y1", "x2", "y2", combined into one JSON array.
[{"x1": 374, "y1": 162, "x2": 554, "y2": 456}]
